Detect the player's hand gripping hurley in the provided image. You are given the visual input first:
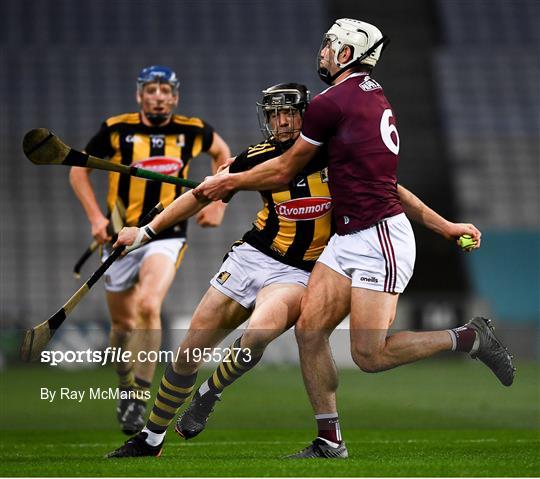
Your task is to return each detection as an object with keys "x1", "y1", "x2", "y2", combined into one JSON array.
[
  {"x1": 73, "y1": 198, "x2": 127, "y2": 278},
  {"x1": 19, "y1": 203, "x2": 164, "y2": 362}
]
